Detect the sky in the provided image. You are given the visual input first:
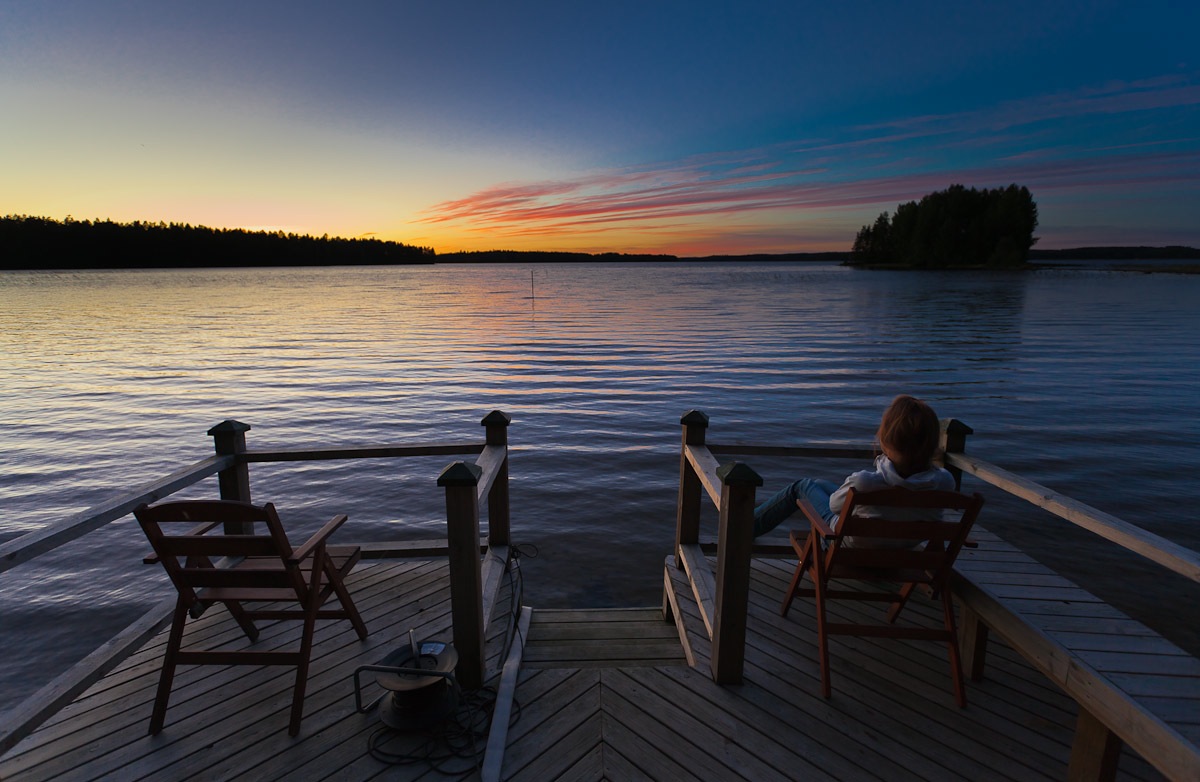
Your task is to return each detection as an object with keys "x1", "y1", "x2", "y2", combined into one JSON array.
[{"x1": 2, "y1": 1, "x2": 1199, "y2": 255}]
